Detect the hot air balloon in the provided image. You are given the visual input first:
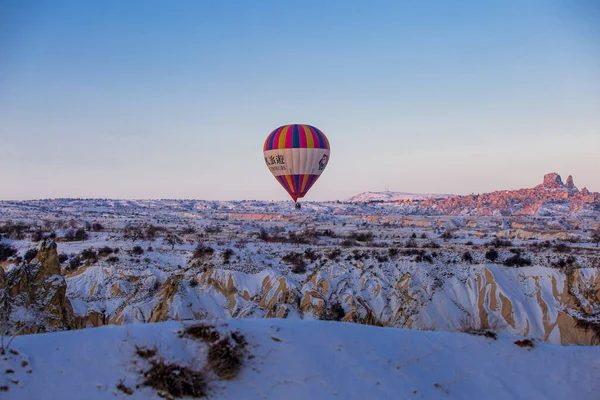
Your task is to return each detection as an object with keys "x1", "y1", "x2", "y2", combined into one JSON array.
[{"x1": 263, "y1": 124, "x2": 330, "y2": 208}]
